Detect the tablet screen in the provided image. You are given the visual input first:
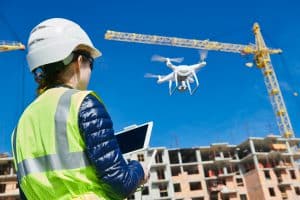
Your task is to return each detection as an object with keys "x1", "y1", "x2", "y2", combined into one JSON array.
[{"x1": 115, "y1": 122, "x2": 152, "y2": 155}]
